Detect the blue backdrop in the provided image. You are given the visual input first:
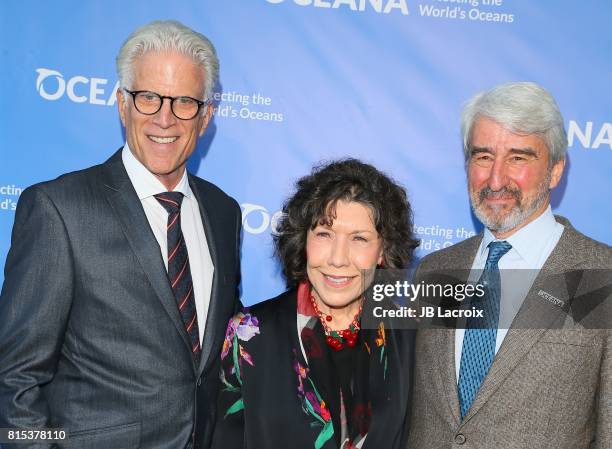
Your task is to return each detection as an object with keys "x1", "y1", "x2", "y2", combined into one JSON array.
[{"x1": 1, "y1": 0, "x2": 610, "y2": 306}]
